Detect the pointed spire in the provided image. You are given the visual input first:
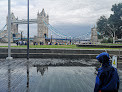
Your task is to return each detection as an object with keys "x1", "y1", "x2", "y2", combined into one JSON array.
[
  {"x1": 94, "y1": 25, "x2": 95, "y2": 28},
  {"x1": 11, "y1": 12, "x2": 14, "y2": 15},
  {"x1": 47, "y1": 14, "x2": 49, "y2": 18},
  {"x1": 41, "y1": 8, "x2": 45, "y2": 14},
  {"x1": 37, "y1": 10, "x2": 39, "y2": 16},
  {"x1": 41, "y1": 8, "x2": 46, "y2": 16}
]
